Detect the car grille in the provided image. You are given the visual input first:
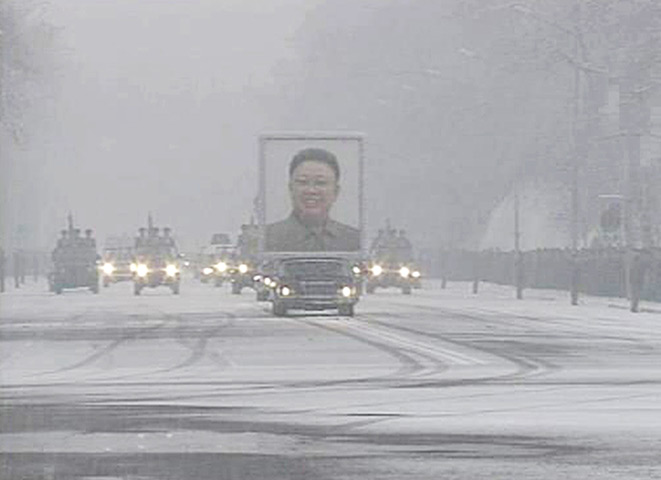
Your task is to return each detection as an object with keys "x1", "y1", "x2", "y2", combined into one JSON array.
[{"x1": 301, "y1": 281, "x2": 336, "y2": 296}]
